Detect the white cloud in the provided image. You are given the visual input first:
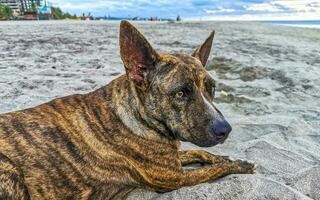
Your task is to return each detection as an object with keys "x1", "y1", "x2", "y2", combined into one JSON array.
[
  {"x1": 245, "y1": 3, "x2": 283, "y2": 12},
  {"x1": 205, "y1": 7, "x2": 236, "y2": 14},
  {"x1": 271, "y1": 0, "x2": 320, "y2": 13},
  {"x1": 197, "y1": 0, "x2": 320, "y2": 21},
  {"x1": 189, "y1": 11, "x2": 320, "y2": 21},
  {"x1": 245, "y1": 0, "x2": 320, "y2": 14}
]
